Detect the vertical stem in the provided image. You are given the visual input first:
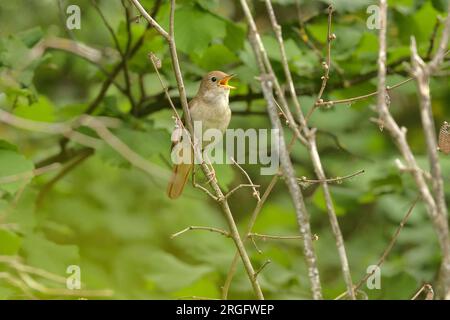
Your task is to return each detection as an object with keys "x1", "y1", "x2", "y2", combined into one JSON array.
[
  {"x1": 264, "y1": 0, "x2": 354, "y2": 299},
  {"x1": 239, "y1": 0, "x2": 322, "y2": 300}
]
